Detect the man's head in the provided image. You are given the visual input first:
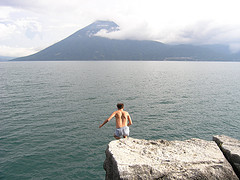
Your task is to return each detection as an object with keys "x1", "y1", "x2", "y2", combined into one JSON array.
[{"x1": 117, "y1": 103, "x2": 124, "y2": 110}]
